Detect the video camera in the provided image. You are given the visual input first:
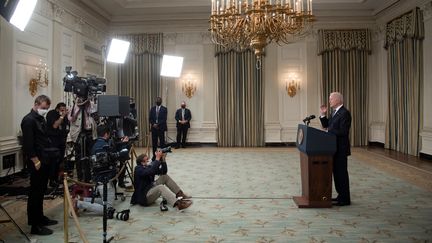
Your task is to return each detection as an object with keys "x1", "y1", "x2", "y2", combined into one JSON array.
[
  {"x1": 158, "y1": 146, "x2": 172, "y2": 154},
  {"x1": 63, "y1": 66, "x2": 106, "y2": 99},
  {"x1": 90, "y1": 148, "x2": 130, "y2": 182}
]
